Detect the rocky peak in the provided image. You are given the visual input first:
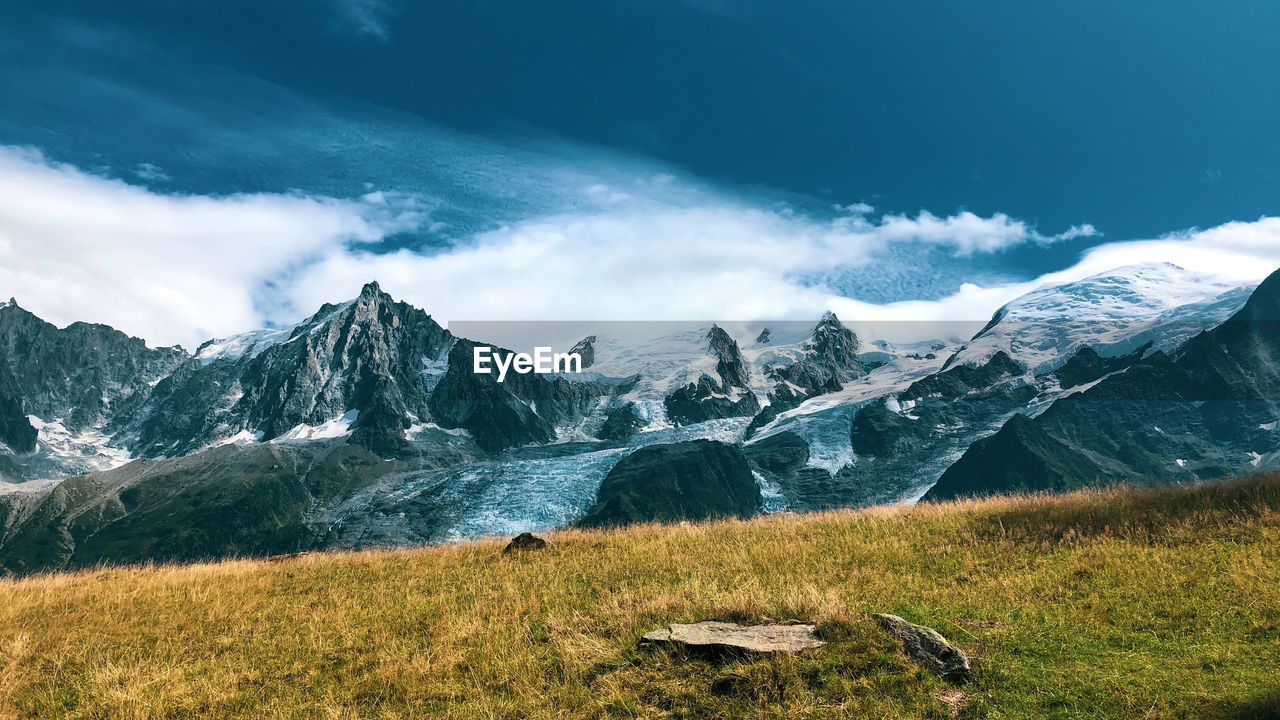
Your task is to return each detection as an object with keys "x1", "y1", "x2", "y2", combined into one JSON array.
[
  {"x1": 707, "y1": 325, "x2": 750, "y2": 389},
  {"x1": 809, "y1": 311, "x2": 859, "y2": 364},
  {"x1": 122, "y1": 285, "x2": 453, "y2": 457},
  {"x1": 360, "y1": 280, "x2": 383, "y2": 299},
  {"x1": 0, "y1": 304, "x2": 187, "y2": 435},
  {"x1": 569, "y1": 335, "x2": 596, "y2": 369}
]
